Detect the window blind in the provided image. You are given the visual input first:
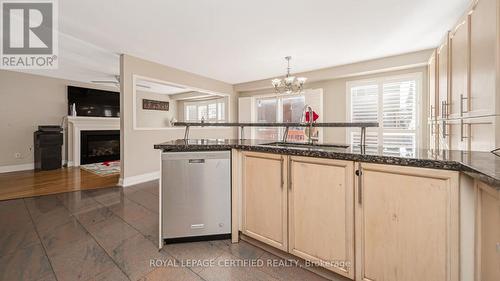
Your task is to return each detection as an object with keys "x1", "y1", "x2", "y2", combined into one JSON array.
[
  {"x1": 351, "y1": 84, "x2": 378, "y2": 123},
  {"x1": 383, "y1": 80, "x2": 416, "y2": 129},
  {"x1": 348, "y1": 74, "x2": 420, "y2": 155}
]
